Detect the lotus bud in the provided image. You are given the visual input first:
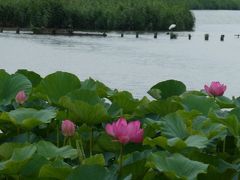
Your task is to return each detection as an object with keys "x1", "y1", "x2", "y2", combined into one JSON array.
[
  {"x1": 61, "y1": 120, "x2": 76, "y2": 137},
  {"x1": 15, "y1": 91, "x2": 27, "y2": 104}
]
